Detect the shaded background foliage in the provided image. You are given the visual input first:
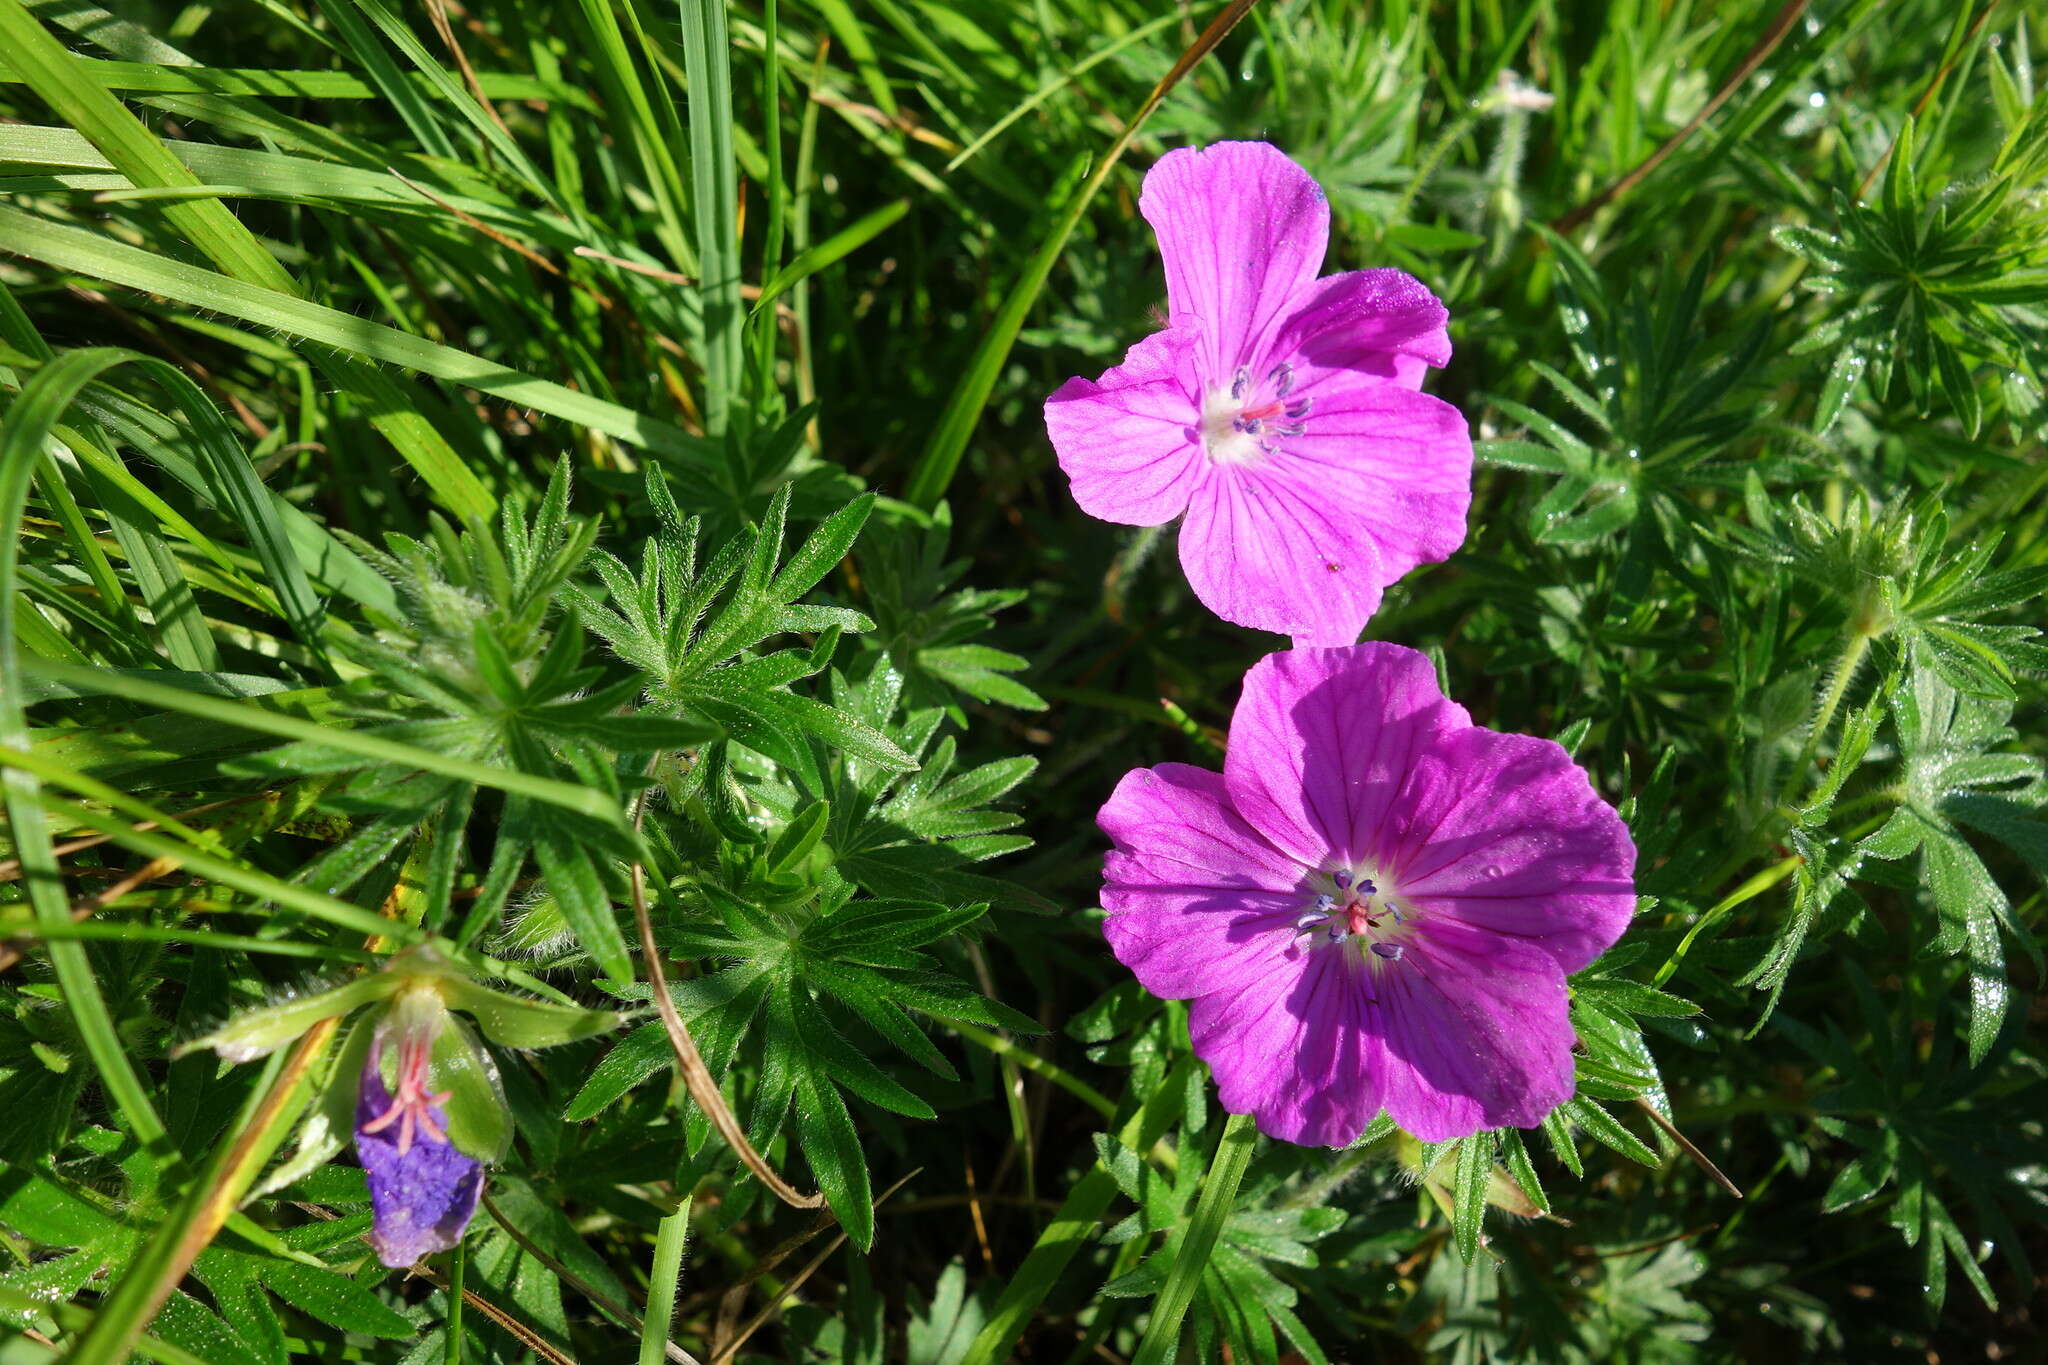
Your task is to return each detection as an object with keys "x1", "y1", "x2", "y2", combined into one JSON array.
[{"x1": 0, "y1": 0, "x2": 2044, "y2": 1362}]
